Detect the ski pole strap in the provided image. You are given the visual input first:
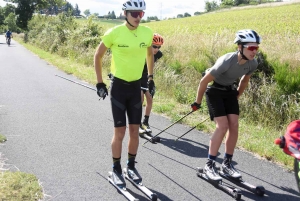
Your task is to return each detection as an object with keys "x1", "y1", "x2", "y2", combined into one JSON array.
[
  {"x1": 143, "y1": 110, "x2": 194, "y2": 145},
  {"x1": 174, "y1": 117, "x2": 209, "y2": 141}
]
